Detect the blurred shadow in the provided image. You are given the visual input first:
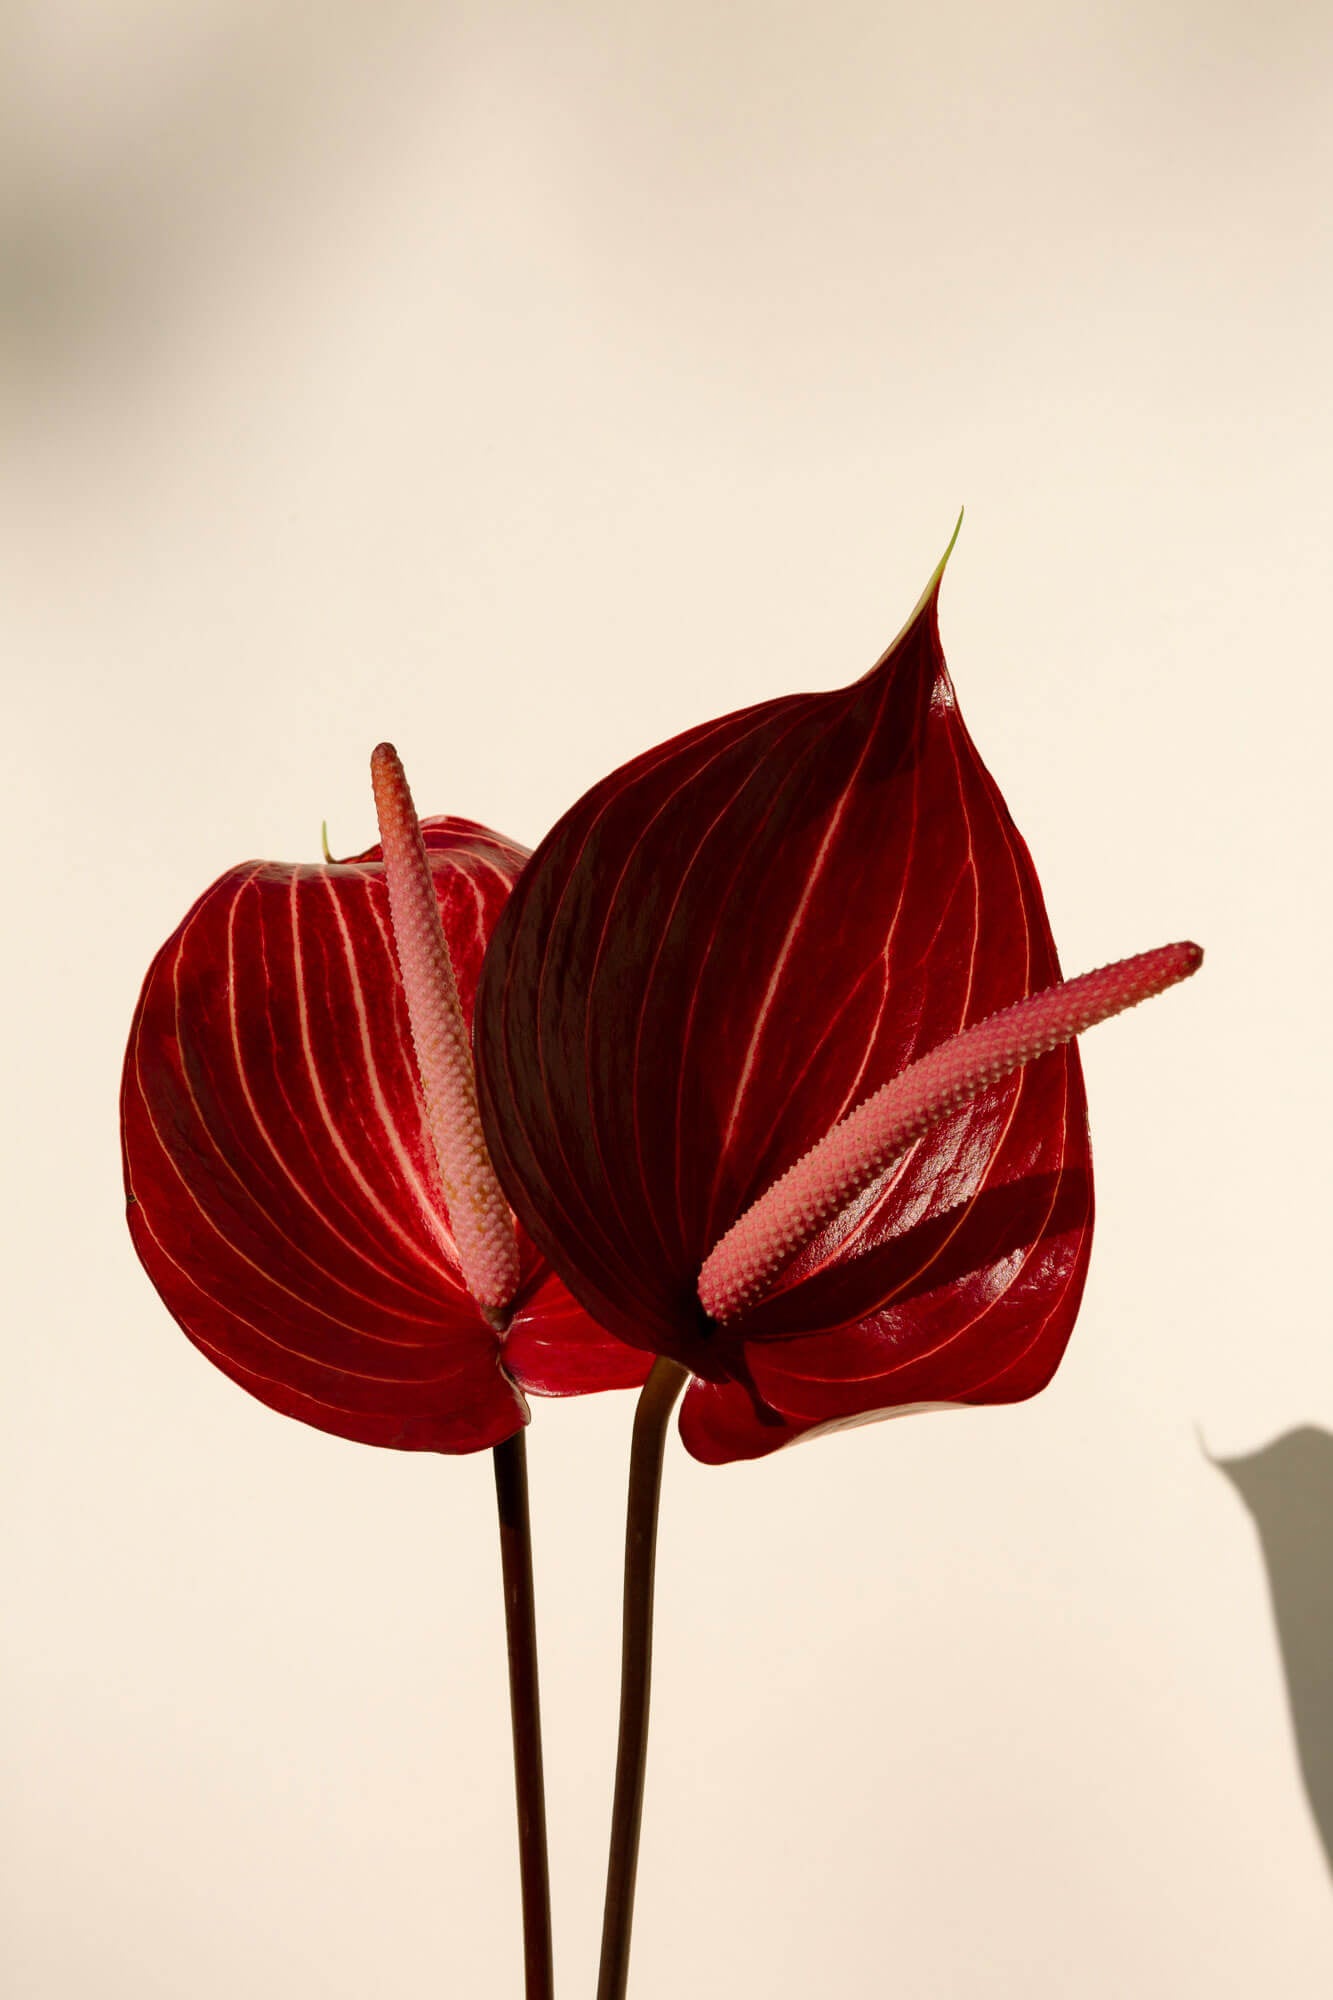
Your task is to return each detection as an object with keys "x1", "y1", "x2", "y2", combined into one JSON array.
[
  {"x1": 1210, "y1": 1427, "x2": 1333, "y2": 1882},
  {"x1": 1, "y1": 3, "x2": 447, "y2": 382}
]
